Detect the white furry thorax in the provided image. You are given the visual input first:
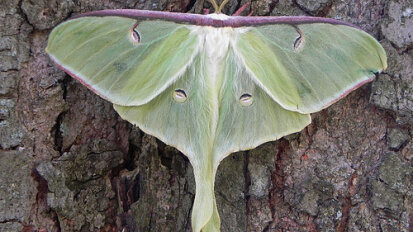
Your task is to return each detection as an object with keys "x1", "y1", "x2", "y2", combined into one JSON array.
[
  {"x1": 186, "y1": 24, "x2": 250, "y2": 90},
  {"x1": 188, "y1": 25, "x2": 249, "y2": 61},
  {"x1": 206, "y1": 13, "x2": 230, "y2": 20},
  {"x1": 187, "y1": 26, "x2": 236, "y2": 85}
]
